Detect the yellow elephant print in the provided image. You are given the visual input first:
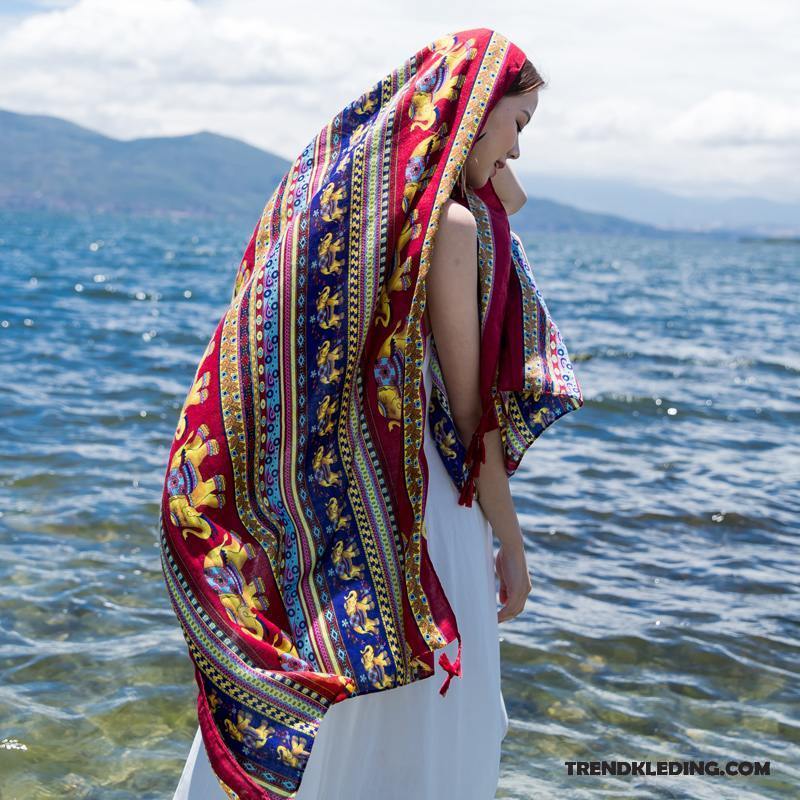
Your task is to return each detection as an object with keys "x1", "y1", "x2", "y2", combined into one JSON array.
[
  {"x1": 315, "y1": 284, "x2": 343, "y2": 330},
  {"x1": 374, "y1": 256, "x2": 413, "y2": 328},
  {"x1": 223, "y1": 709, "x2": 275, "y2": 751},
  {"x1": 207, "y1": 689, "x2": 222, "y2": 716},
  {"x1": 204, "y1": 531, "x2": 270, "y2": 640},
  {"x1": 344, "y1": 588, "x2": 379, "y2": 635},
  {"x1": 360, "y1": 643, "x2": 394, "y2": 689},
  {"x1": 317, "y1": 232, "x2": 346, "y2": 275},
  {"x1": 408, "y1": 35, "x2": 475, "y2": 132},
  {"x1": 432, "y1": 418, "x2": 457, "y2": 459},
  {"x1": 320, "y1": 182, "x2": 347, "y2": 223},
  {"x1": 325, "y1": 496, "x2": 351, "y2": 533},
  {"x1": 402, "y1": 127, "x2": 449, "y2": 213},
  {"x1": 175, "y1": 338, "x2": 216, "y2": 440},
  {"x1": 316, "y1": 340, "x2": 343, "y2": 385},
  {"x1": 331, "y1": 538, "x2": 365, "y2": 581},
  {"x1": 312, "y1": 444, "x2": 341, "y2": 487},
  {"x1": 316, "y1": 394, "x2": 338, "y2": 436},
  {"x1": 276, "y1": 735, "x2": 311, "y2": 768},
  {"x1": 352, "y1": 91, "x2": 378, "y2": 116},
  {"x1": 167, "y1": 424, "x2": 225, "y2": 540}
]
